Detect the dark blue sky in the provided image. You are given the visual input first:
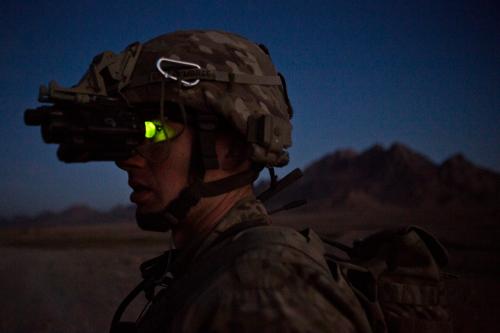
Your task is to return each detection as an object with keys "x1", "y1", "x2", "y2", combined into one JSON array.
[{"x1": 1, "y1": 0, "x2": 498, "y2": 217}]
